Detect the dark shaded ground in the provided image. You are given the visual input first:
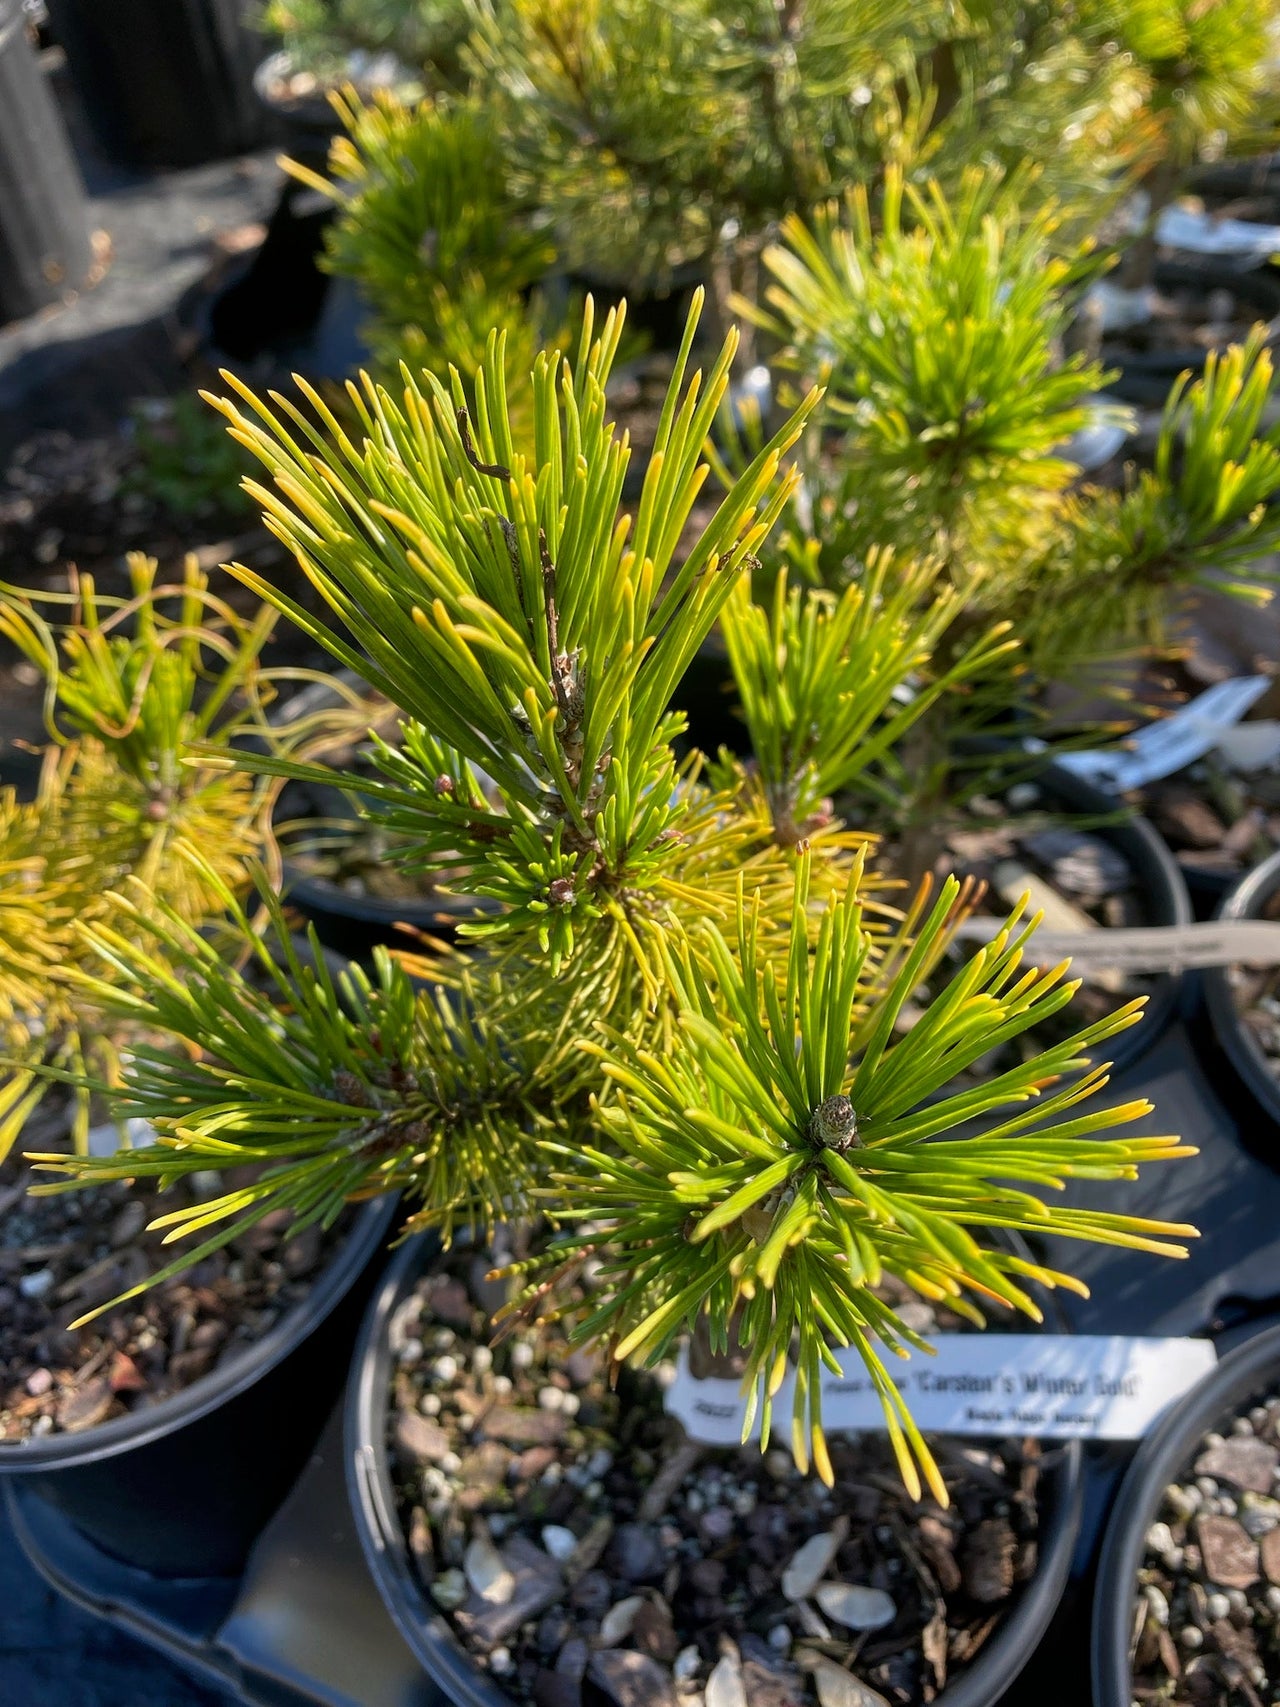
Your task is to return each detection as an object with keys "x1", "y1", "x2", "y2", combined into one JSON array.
[{"x1": 0, "y1": 1498, "x2": 230, "y2": 1705}]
